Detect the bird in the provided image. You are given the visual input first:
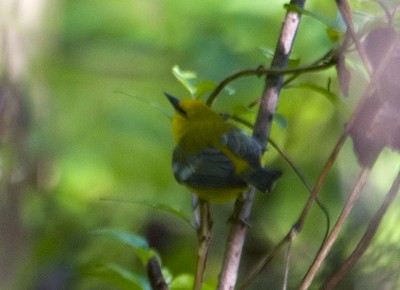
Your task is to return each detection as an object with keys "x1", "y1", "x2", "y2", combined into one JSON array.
[{"x1": 165, "y1": 93, "x2": 281, "y2": 203}]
